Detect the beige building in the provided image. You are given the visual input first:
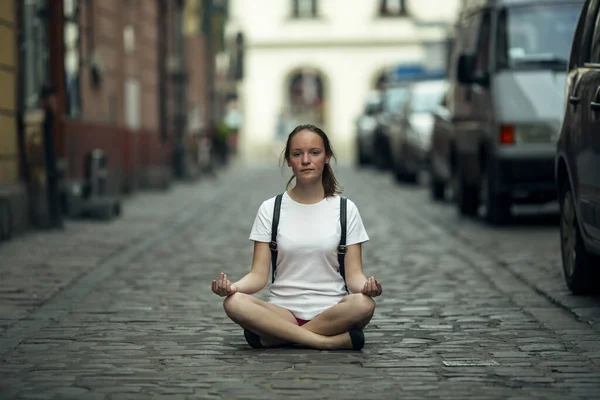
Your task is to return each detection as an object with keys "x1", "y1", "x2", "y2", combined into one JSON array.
[{"x1": 225, "y1": 0, "x2": 461, "y2": 164}]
